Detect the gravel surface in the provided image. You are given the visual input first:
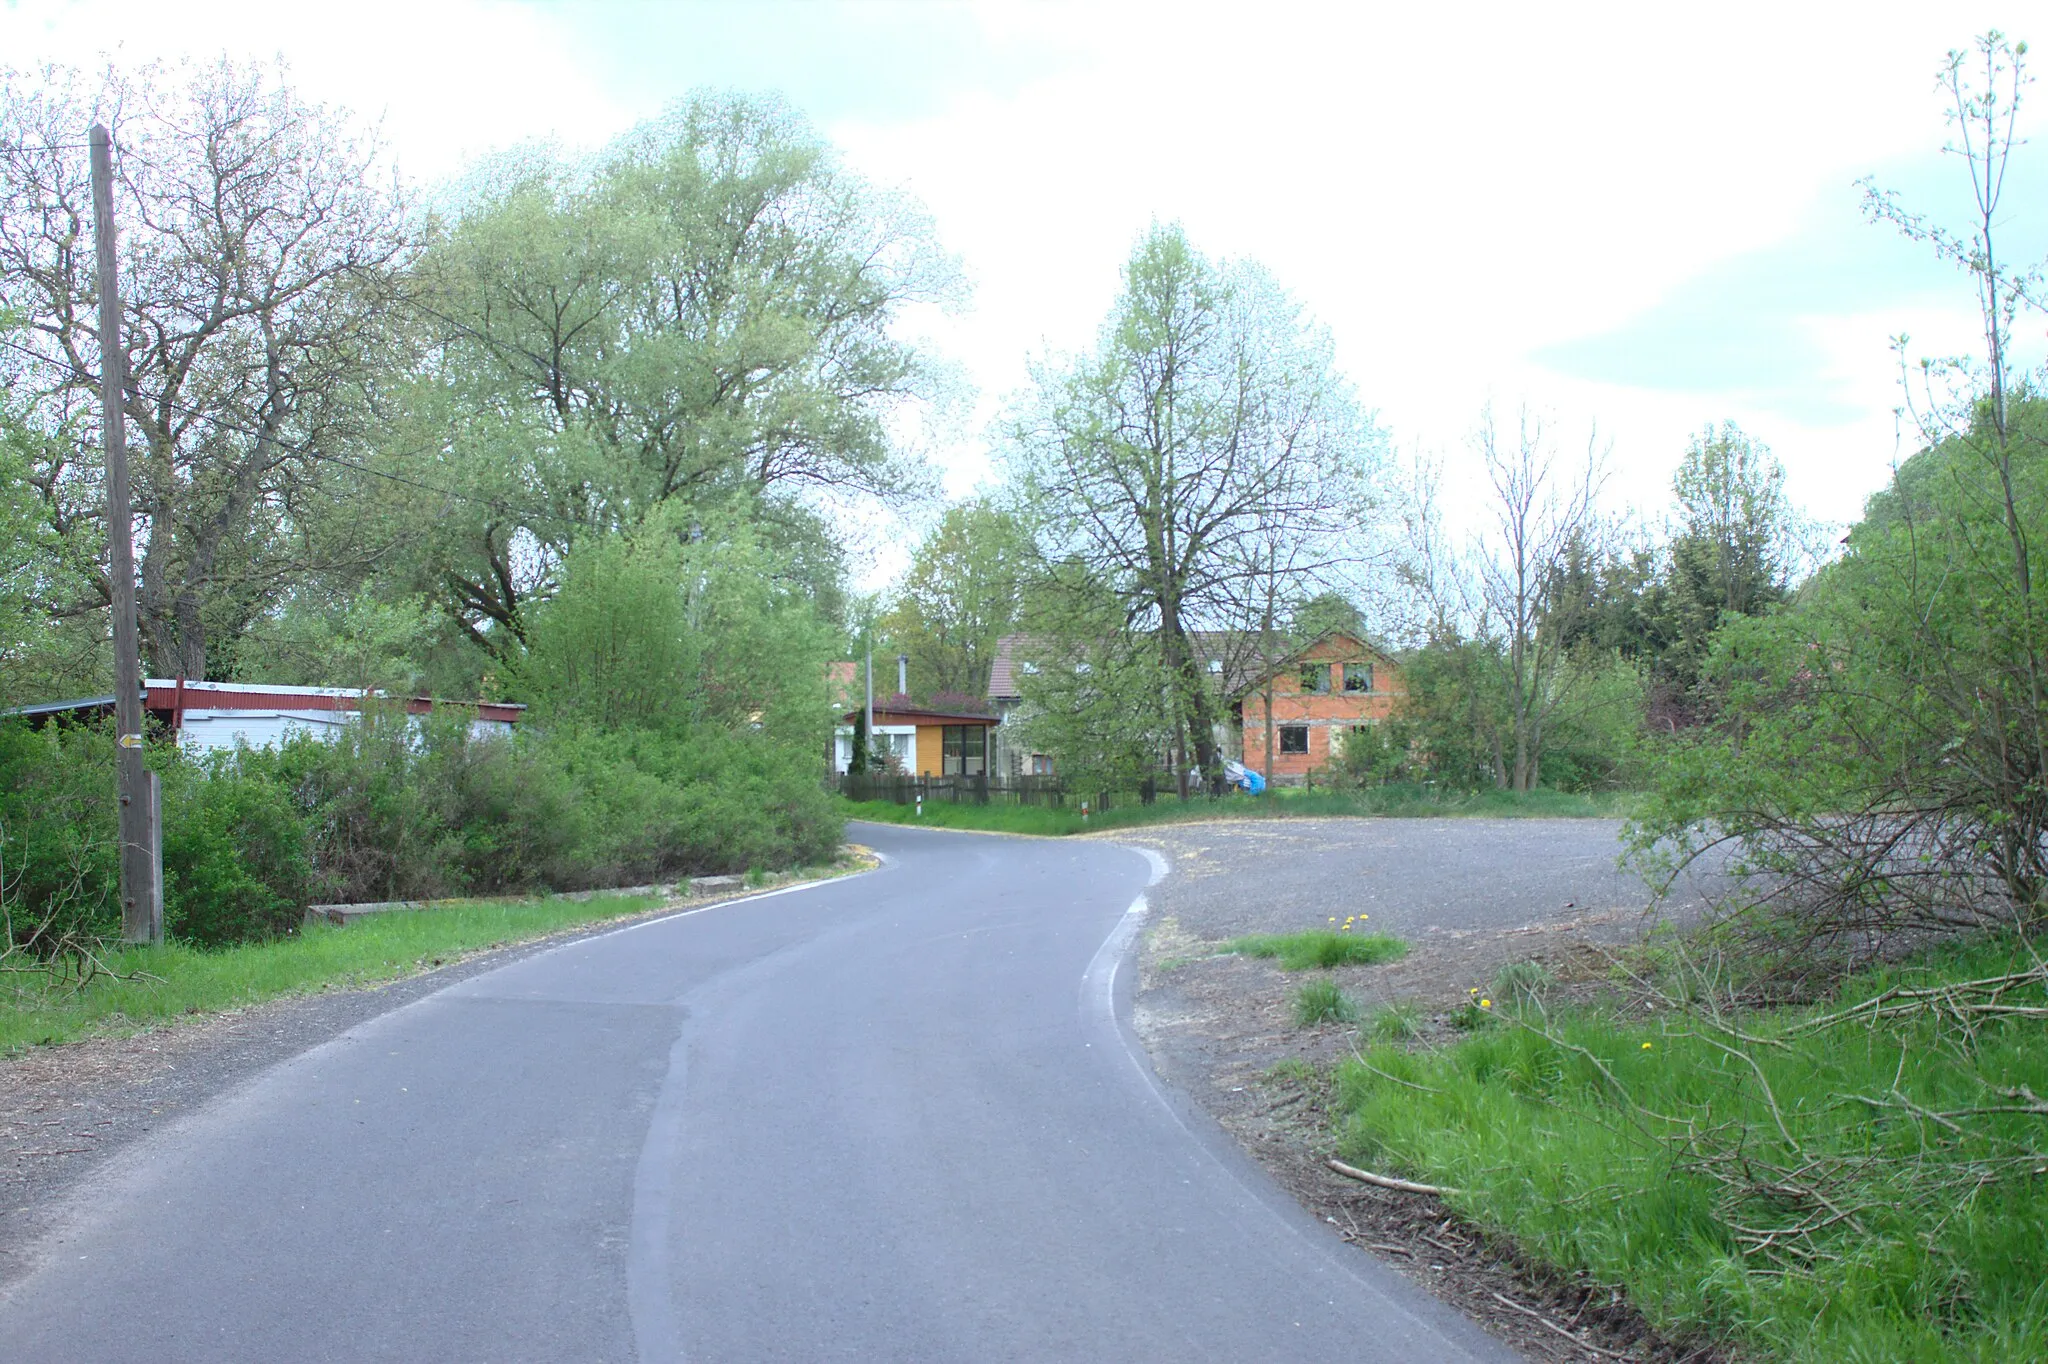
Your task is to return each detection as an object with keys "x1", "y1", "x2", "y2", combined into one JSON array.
[{"x1": 1108, "y1": 816, "x2": 1729, "y2": 1363}]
